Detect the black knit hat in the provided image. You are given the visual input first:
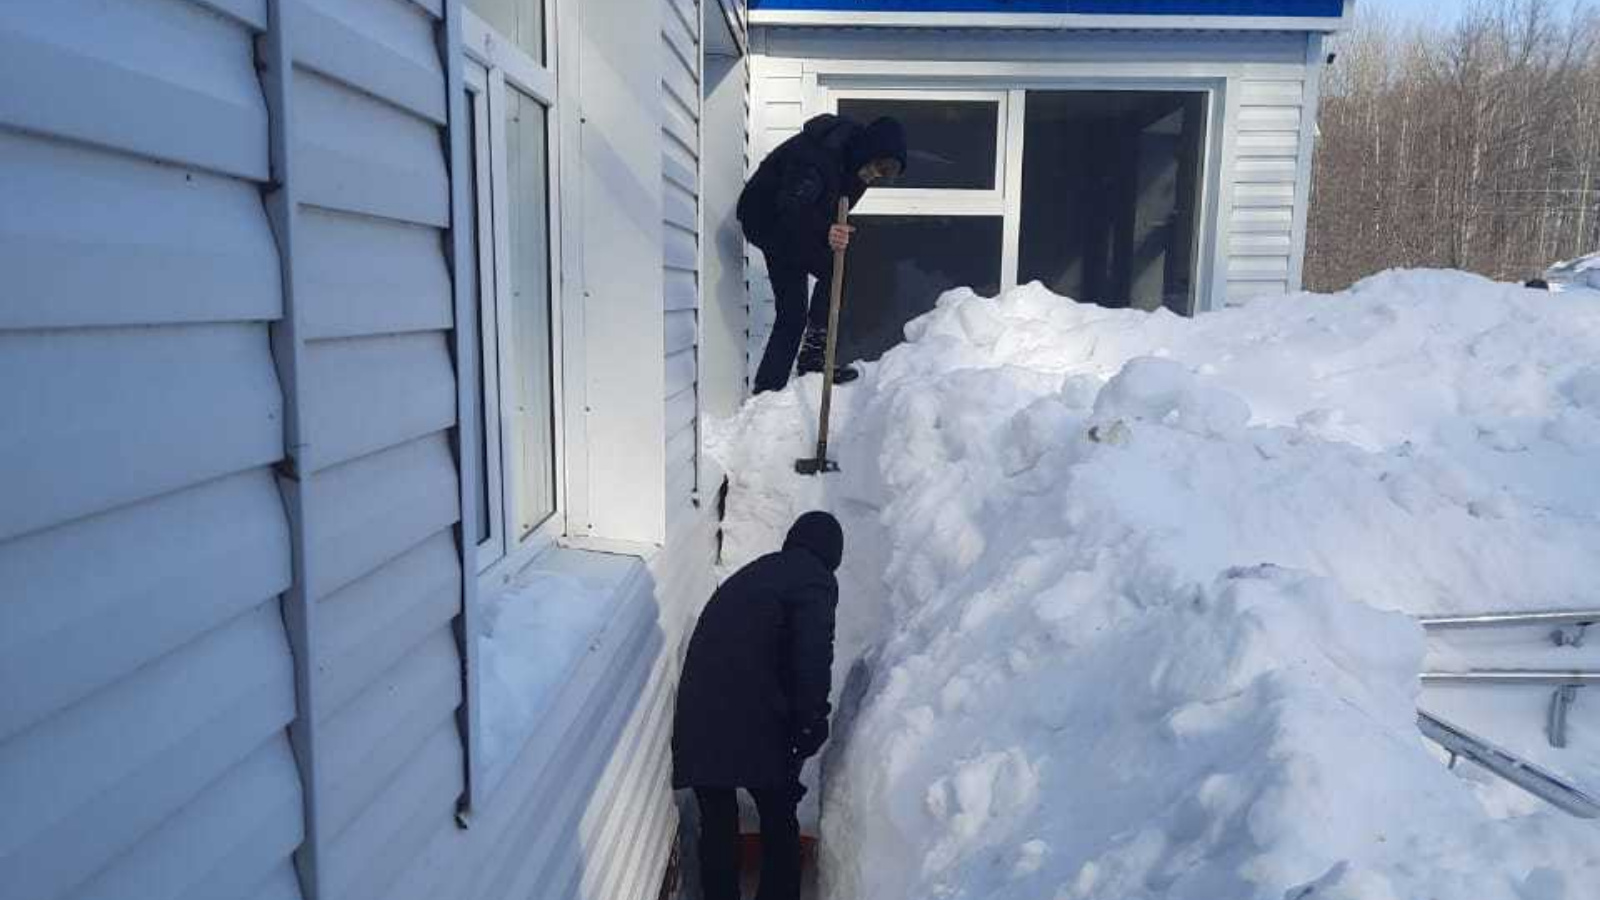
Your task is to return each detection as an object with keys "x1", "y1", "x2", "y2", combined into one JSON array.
[
  {"x1": 783, "y1": 511, "x2": 844, "y2": 571},
  {"x1": 846, "y1": 116, "x2": 908, "y2": 176}
]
